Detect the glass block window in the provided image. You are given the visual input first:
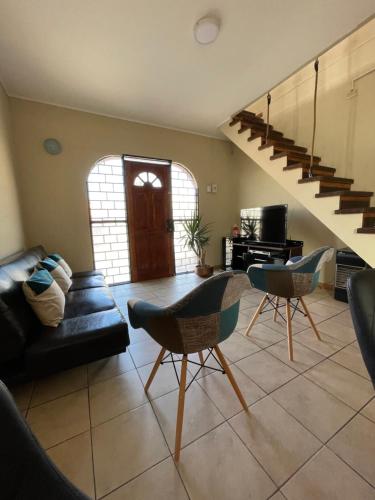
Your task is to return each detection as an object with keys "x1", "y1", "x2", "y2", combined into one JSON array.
[
  {"x1": 88, "y1": 156, "x2": 130, "y2": 284},
  {"x1": 171, "y1": 163, "x2": 198, "y2": 274}
]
